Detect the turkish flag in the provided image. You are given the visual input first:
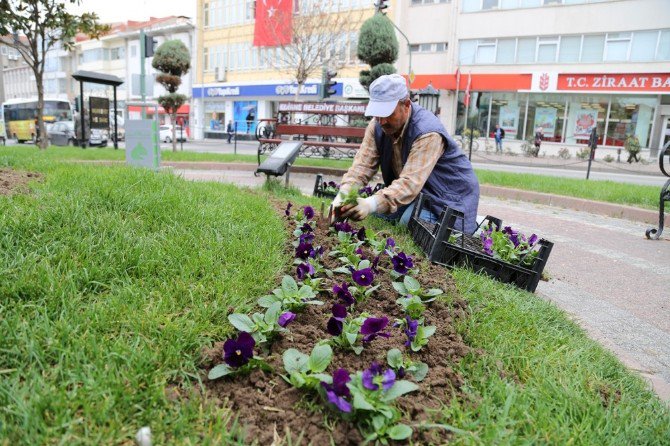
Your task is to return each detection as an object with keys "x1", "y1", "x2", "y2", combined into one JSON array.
[
  {"x1": 464, "y1": 72, "x2": 472, "y2": 107},
  {"x1": 254, "y1": 0, "x2": 293, "y2": 47}
]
